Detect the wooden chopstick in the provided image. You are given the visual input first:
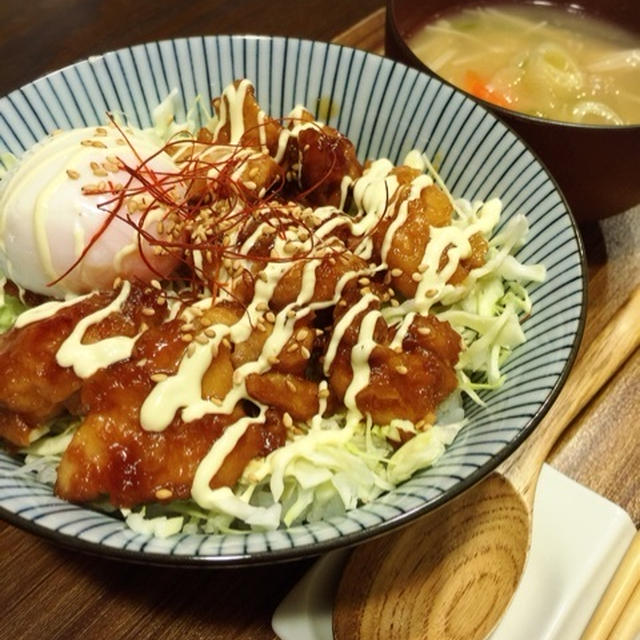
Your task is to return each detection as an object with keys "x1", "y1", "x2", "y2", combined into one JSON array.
[
  {"x1": 607, "y1": 579, "x2": 640, "y2": 639},
  {"x1": 581, "y1": 531, "x2": 640, "y2": 639}
]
